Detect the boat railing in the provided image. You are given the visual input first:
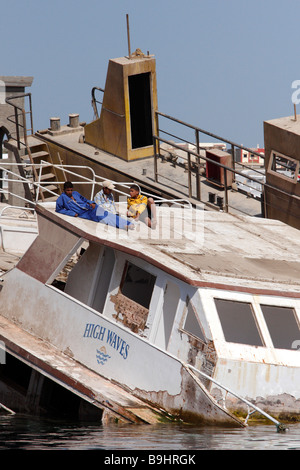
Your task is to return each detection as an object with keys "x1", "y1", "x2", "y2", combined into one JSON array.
[
  {"x1": 114, "y1": 181, "x2": 192, "y2": 209},
  {"x1": 184, "y1": 363, "x2": 287, "y2": 432},
  {"x1": 0, "y1": 205, "x2": 35, "y2": 217},
  {"x1": 0, "y1": 160, "x2": 193, "y2": 212},
  {"x1": 153, "y1": 128, "x2": 300, "y2": 222},
  {"x1": 0, "y1": 164, "x2": 36, "y2": 208},
  {"x1": 2, "y1": 152, "x2": 299, "y2": 223},
  {"x1": 153, "y1": 131, "x2": 266, "y2": 215},
  {"x1": 5, "y1": 93, "x2": 33, "y2": 151},
  {"x1": 0, "y1": 401, "x2": 15, "y2": 415},
  {"x1": 91, "y1": 87, "x2": 104, "y2": 120},
  {"x1": 36, "y1": 162, "x2": 99, "y2": 202},
  {"x1": 153, "y1": 136, "x2": 265, "y2": 212},
  {"x1": 155, "y1": 109, "x2": 265, "y2": 166},
  {"x1": 154, "y1": 110, "x2": 288, "y2": 217},
  {"x1": 37, "y1": 162, "x2": 192, "y2": 208}
]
